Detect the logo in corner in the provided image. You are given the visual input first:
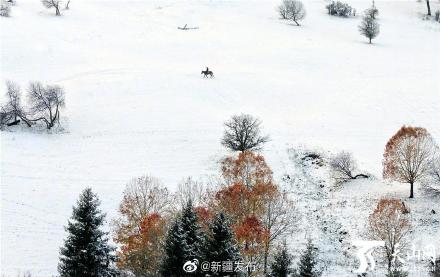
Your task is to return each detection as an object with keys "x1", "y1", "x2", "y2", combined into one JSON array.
[
  {"x1": 183, "y1": 259, "x2": 199, "y2": 273},
  {"x1": 352, "y1": 240, "x2": 385, "y2": 273}
]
